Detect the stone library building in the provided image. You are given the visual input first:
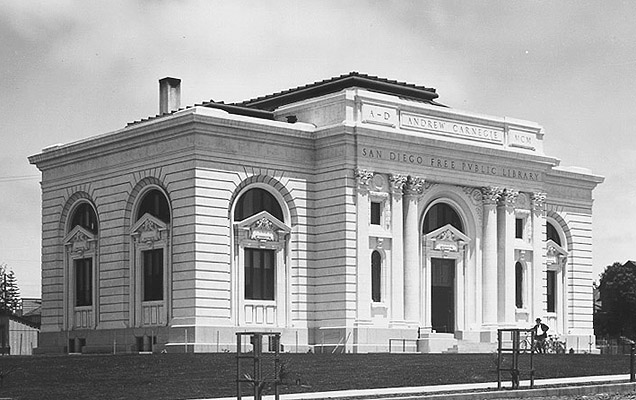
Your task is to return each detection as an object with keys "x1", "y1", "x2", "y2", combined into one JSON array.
[{"x1": 29, "y1": 72, "x2": 603, "y2": 353}]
